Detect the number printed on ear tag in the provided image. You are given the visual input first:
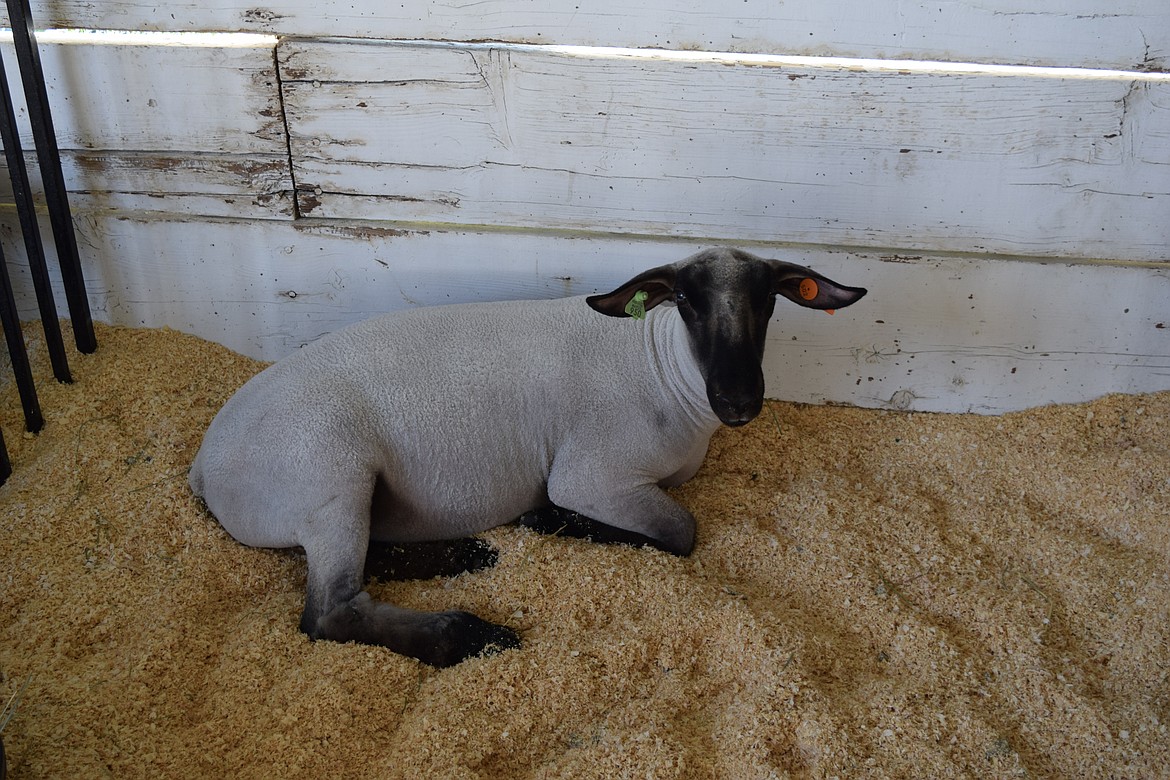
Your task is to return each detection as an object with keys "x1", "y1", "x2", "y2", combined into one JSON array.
[{"x1": 625, "y1": 290, "x2": 649, "y2": 319}]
